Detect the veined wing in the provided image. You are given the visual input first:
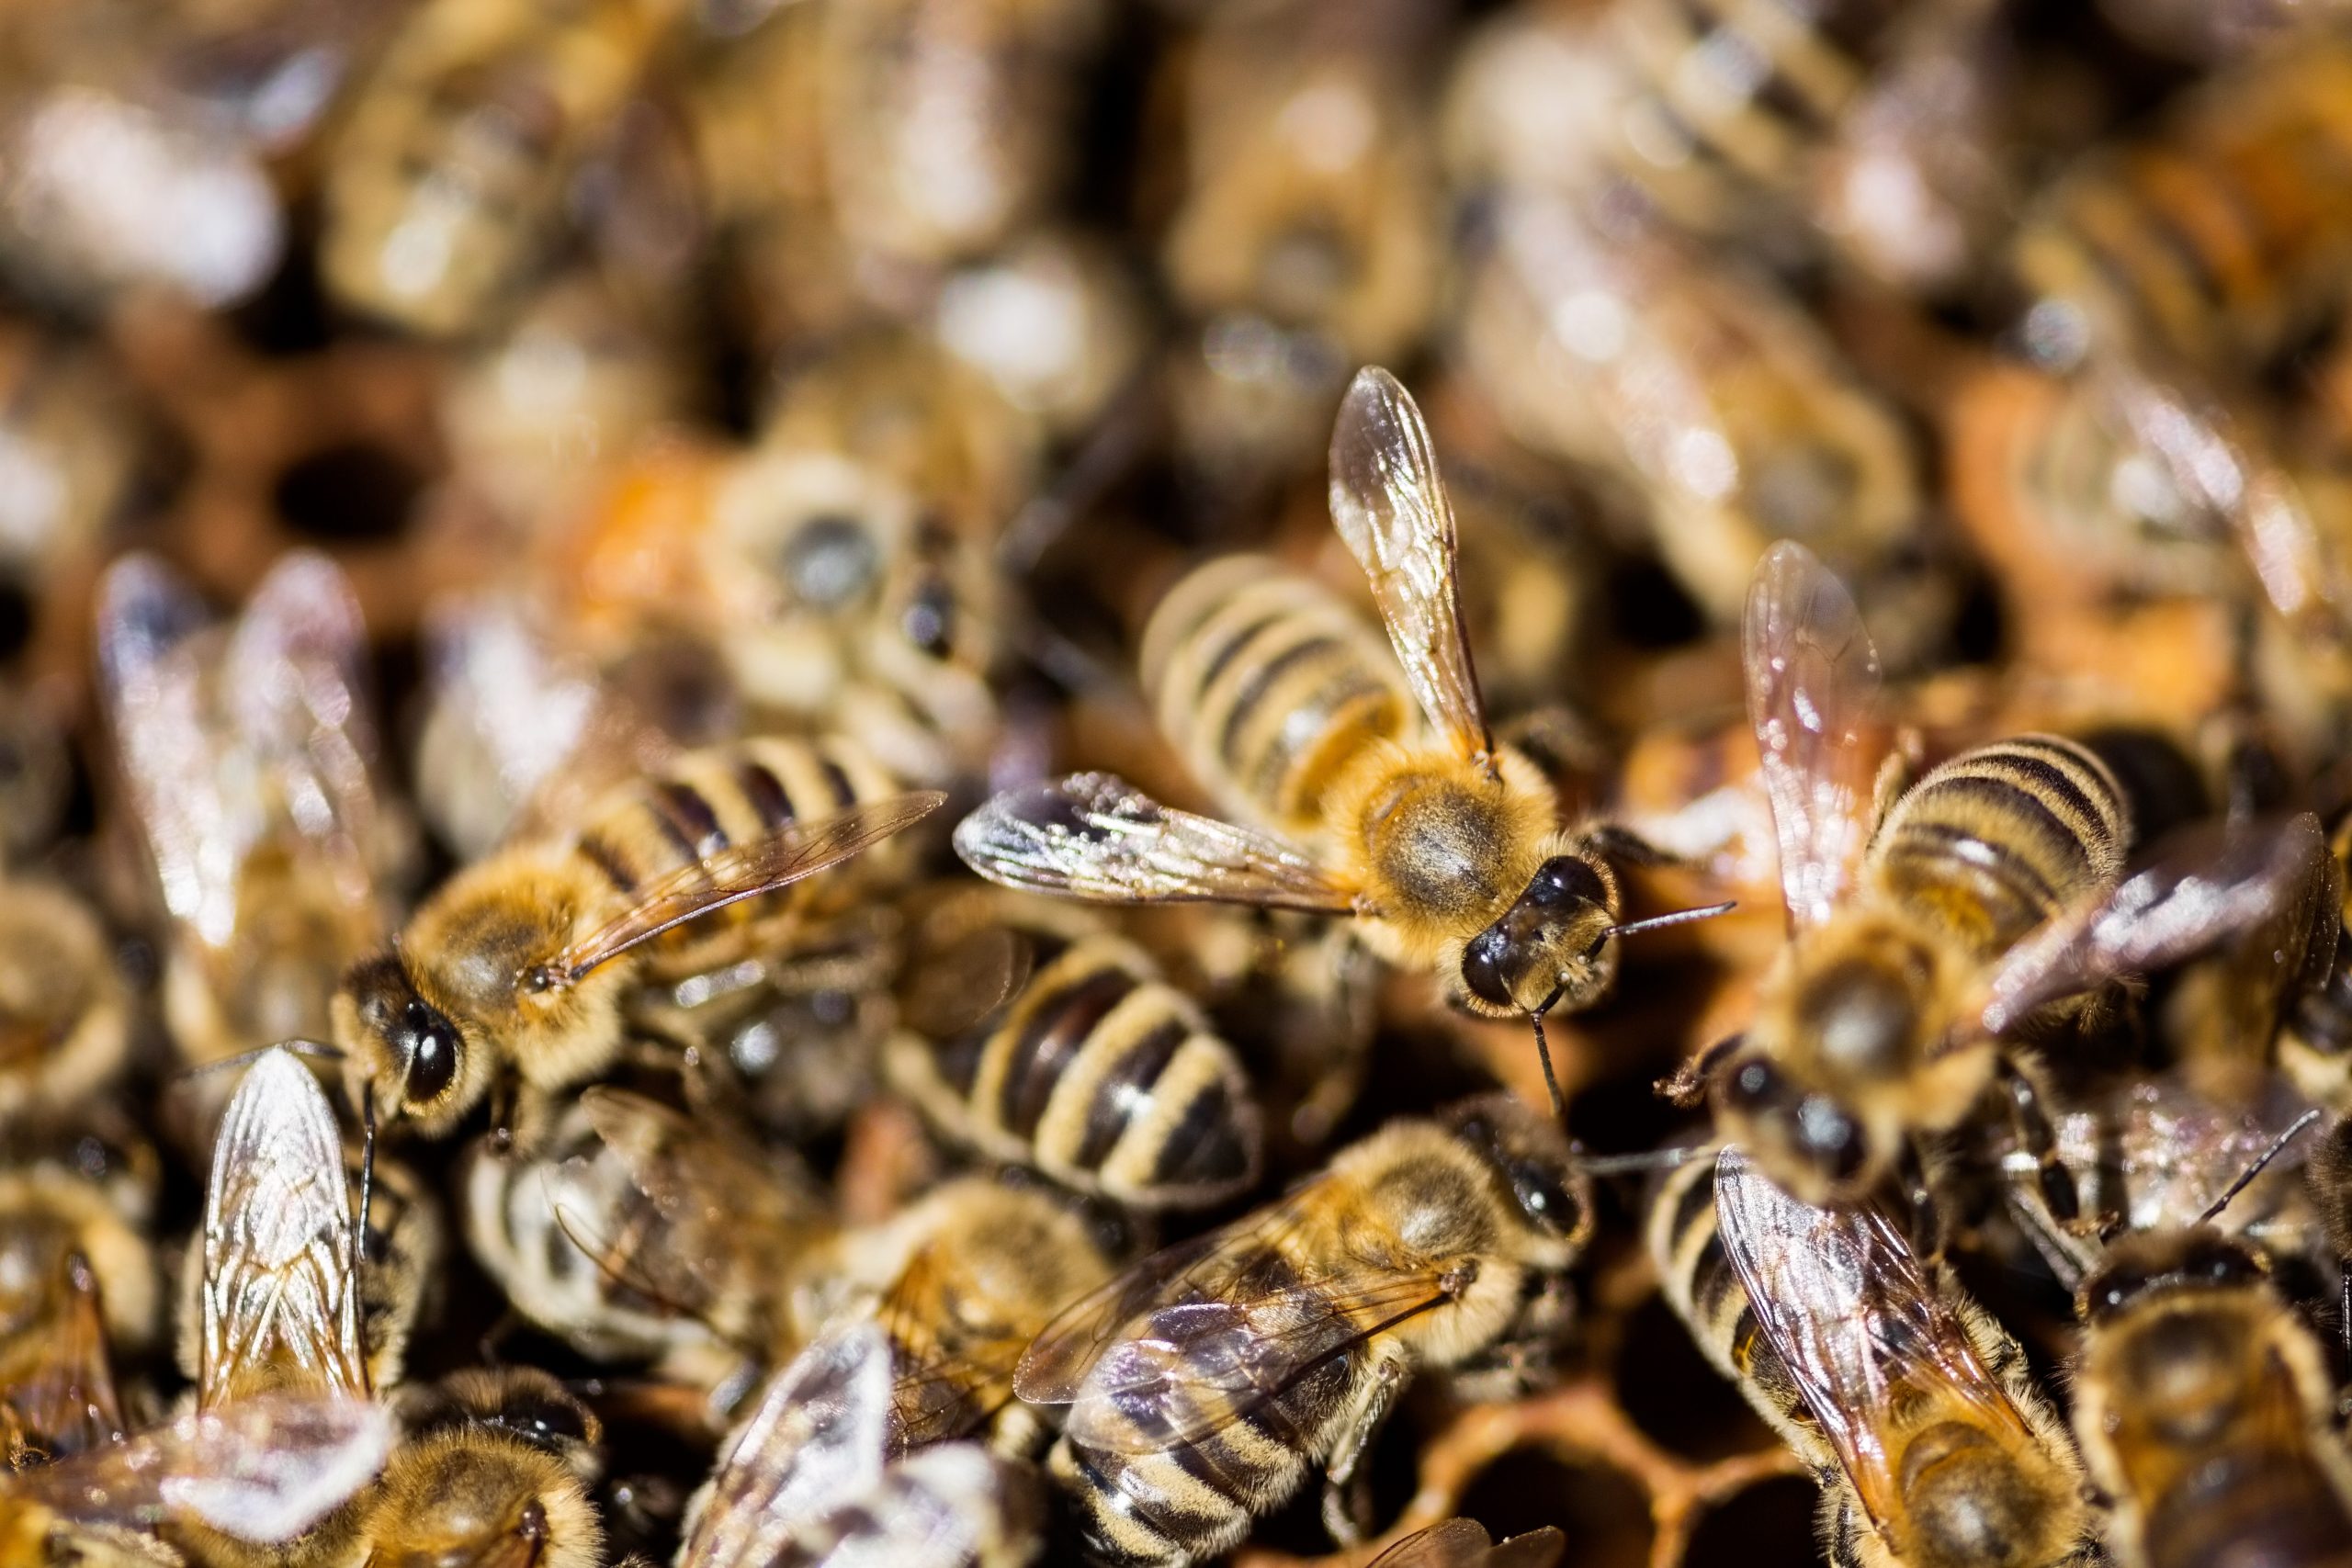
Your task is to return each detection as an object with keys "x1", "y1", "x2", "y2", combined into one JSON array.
[{"x1": 1371, "y1": 1519, "x2": 1567, "y2": 1568}]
